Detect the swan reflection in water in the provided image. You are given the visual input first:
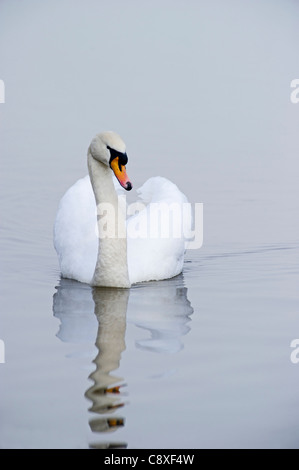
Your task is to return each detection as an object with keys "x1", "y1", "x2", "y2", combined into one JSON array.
[{"x1": 53, "y1": 274, "x2": 193, "y2": 449}]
